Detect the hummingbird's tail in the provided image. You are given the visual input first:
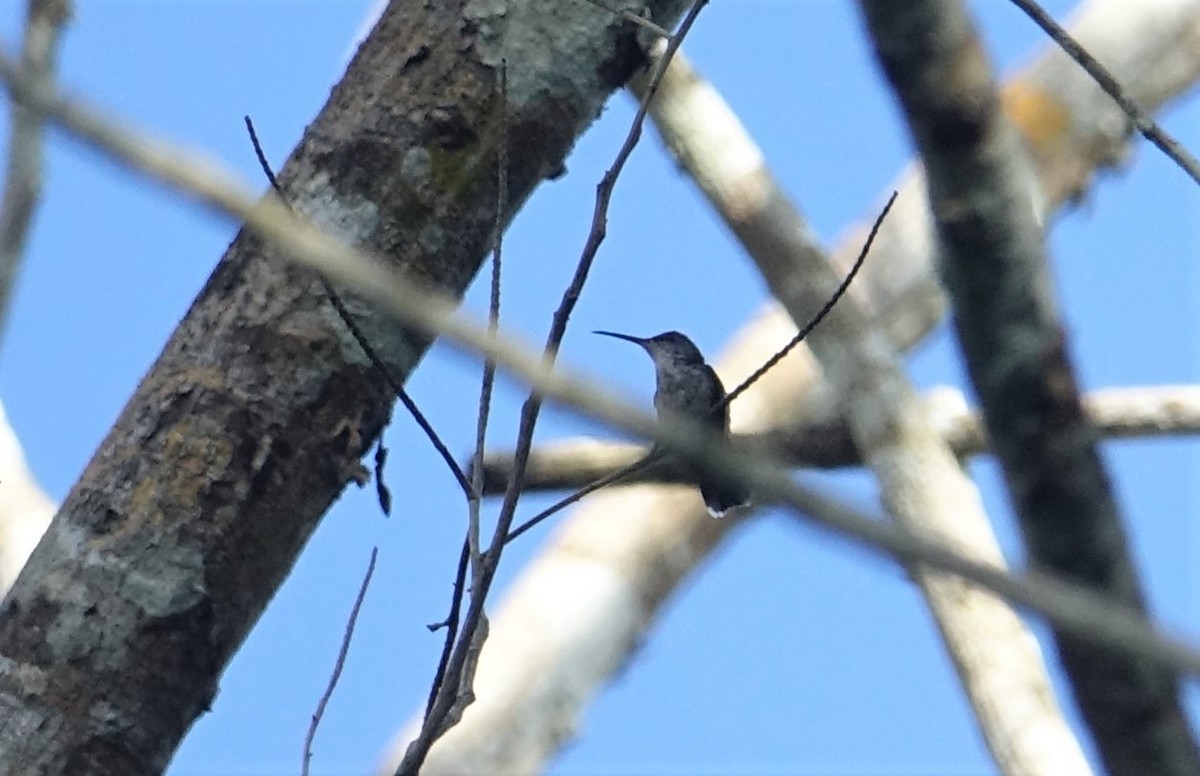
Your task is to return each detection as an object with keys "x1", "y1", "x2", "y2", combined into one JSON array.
[{"x1": 701, "y1": 478, "x2": 750, "y2": 518}]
